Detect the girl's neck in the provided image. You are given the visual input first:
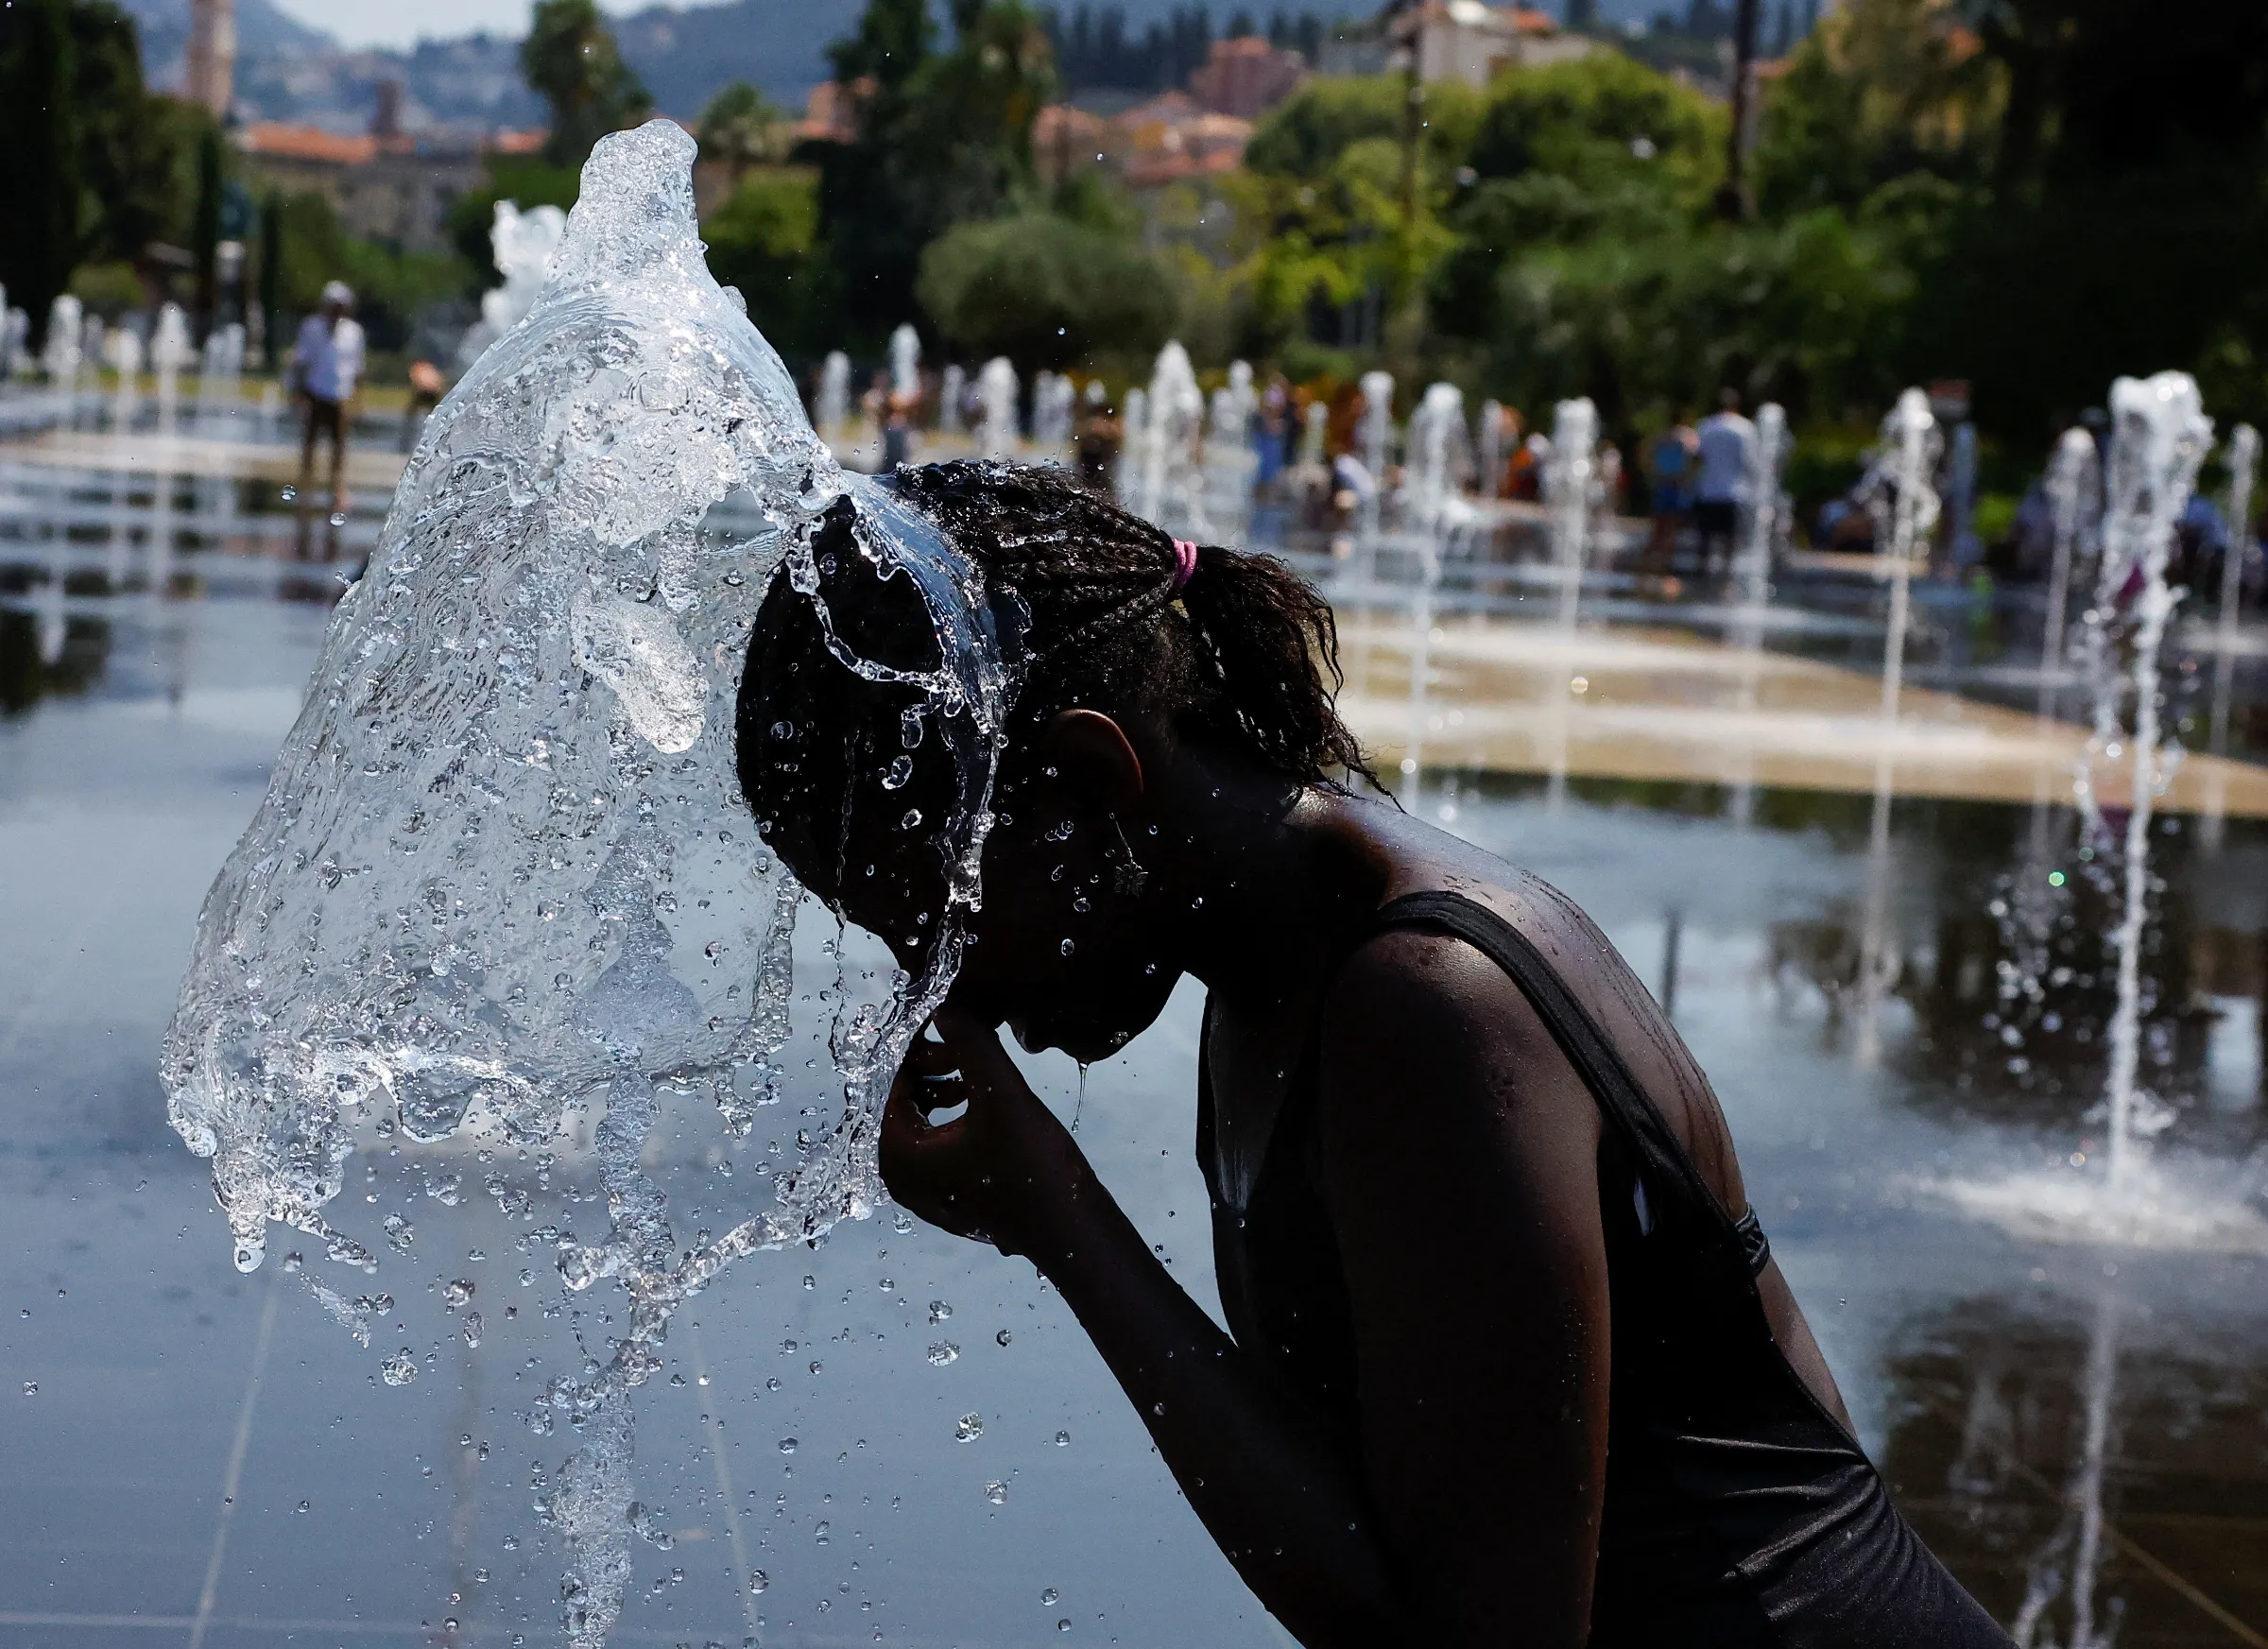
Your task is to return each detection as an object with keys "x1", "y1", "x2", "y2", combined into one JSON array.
[{"x1": 1145, "y1": 759, "x2": 1387, "y2": 1015}]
